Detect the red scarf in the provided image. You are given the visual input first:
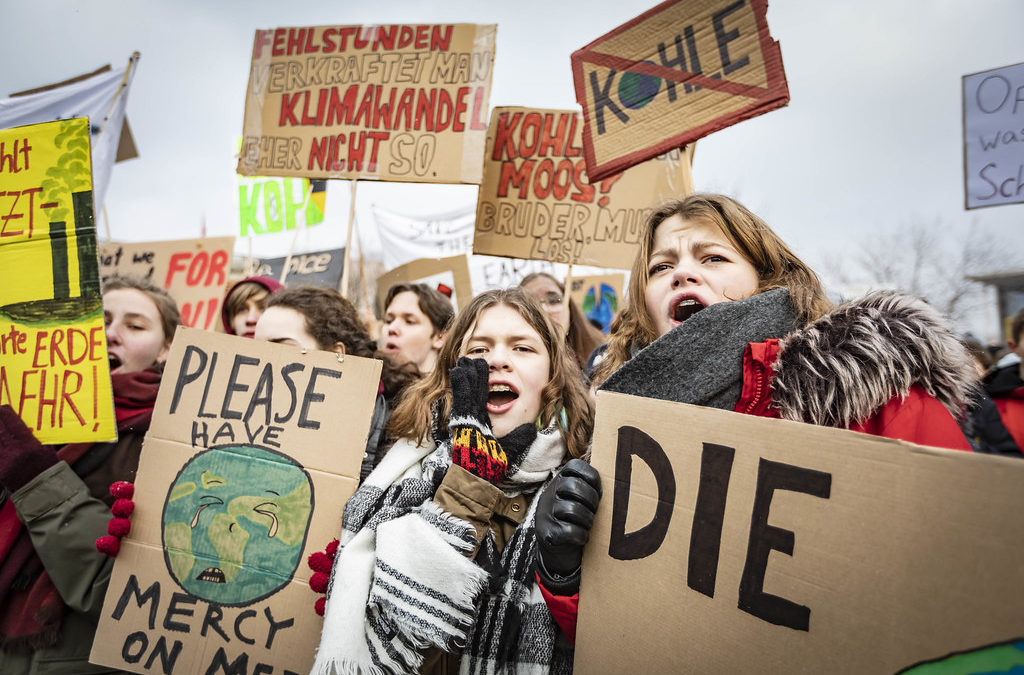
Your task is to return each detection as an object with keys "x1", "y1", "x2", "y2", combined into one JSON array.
[{"x1": 0, "y1": 367, "x2": 161, "y2": 651}]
